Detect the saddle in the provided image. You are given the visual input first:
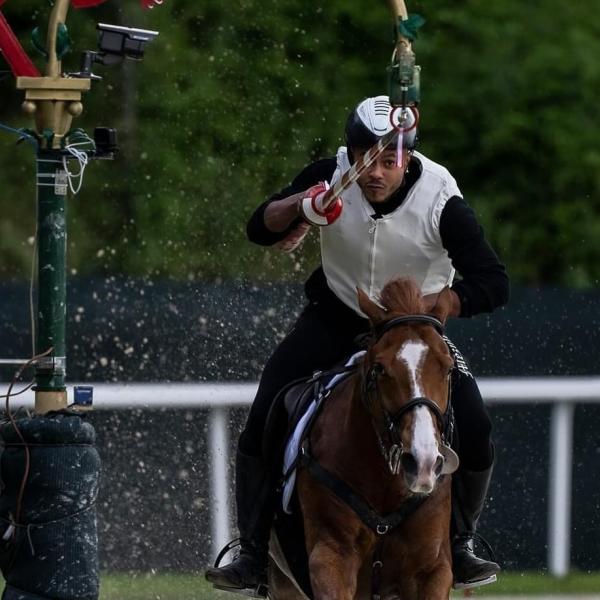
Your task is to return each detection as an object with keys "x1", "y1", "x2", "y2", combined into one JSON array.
[{"x1": 261, "y1": 353, "x2": 363, "y2": 467}]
